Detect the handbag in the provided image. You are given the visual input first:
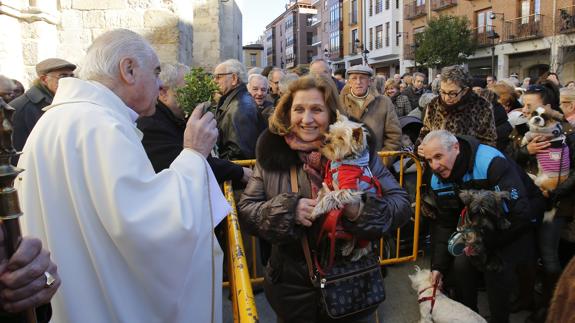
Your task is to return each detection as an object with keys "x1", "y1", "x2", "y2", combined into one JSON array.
[{"x1": 290, "y1": 167, "x2": 386, "y2": 319}]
